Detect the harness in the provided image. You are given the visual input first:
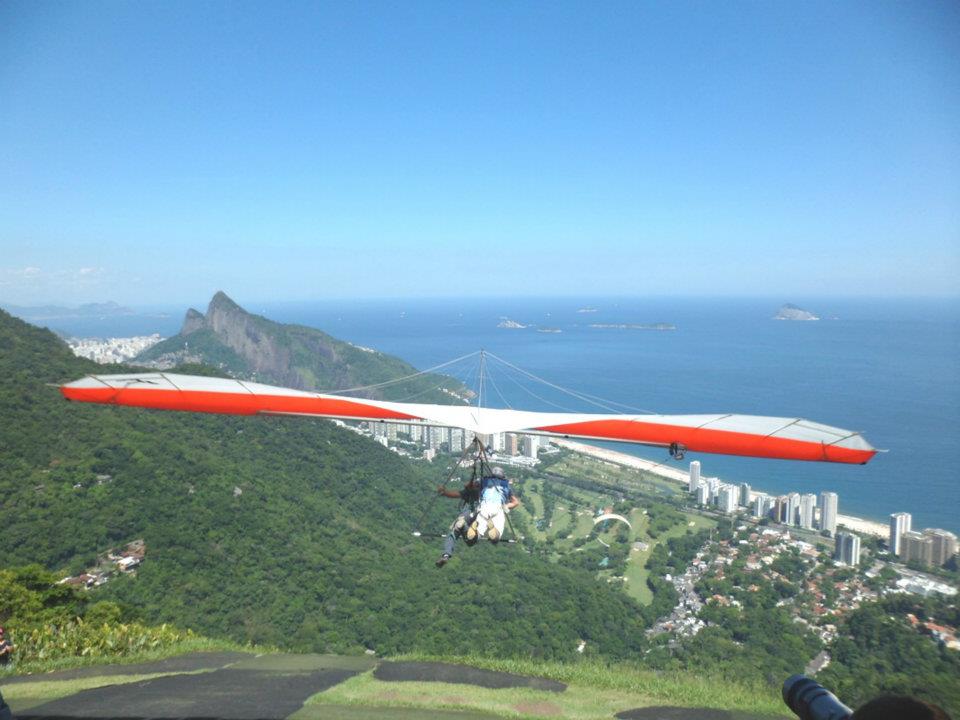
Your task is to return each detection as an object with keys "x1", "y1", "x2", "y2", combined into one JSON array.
[{"x1": 412, "y1": 436, "x2": 519, "y2": 544}]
